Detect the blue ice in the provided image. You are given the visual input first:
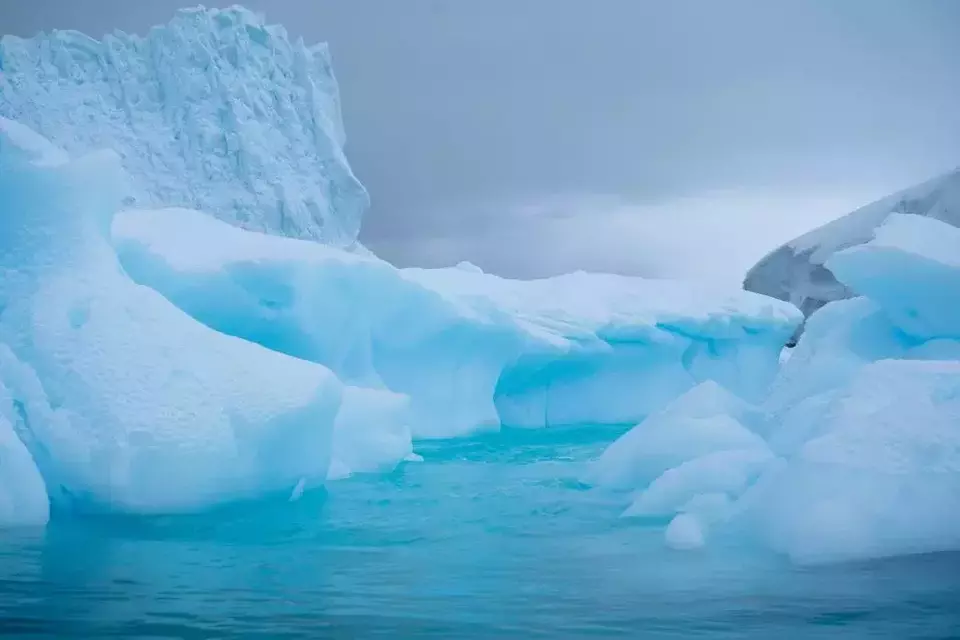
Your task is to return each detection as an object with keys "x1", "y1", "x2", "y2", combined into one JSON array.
[{"x1": 0, "y1": 5, "x2": 958, "y2": 583}]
